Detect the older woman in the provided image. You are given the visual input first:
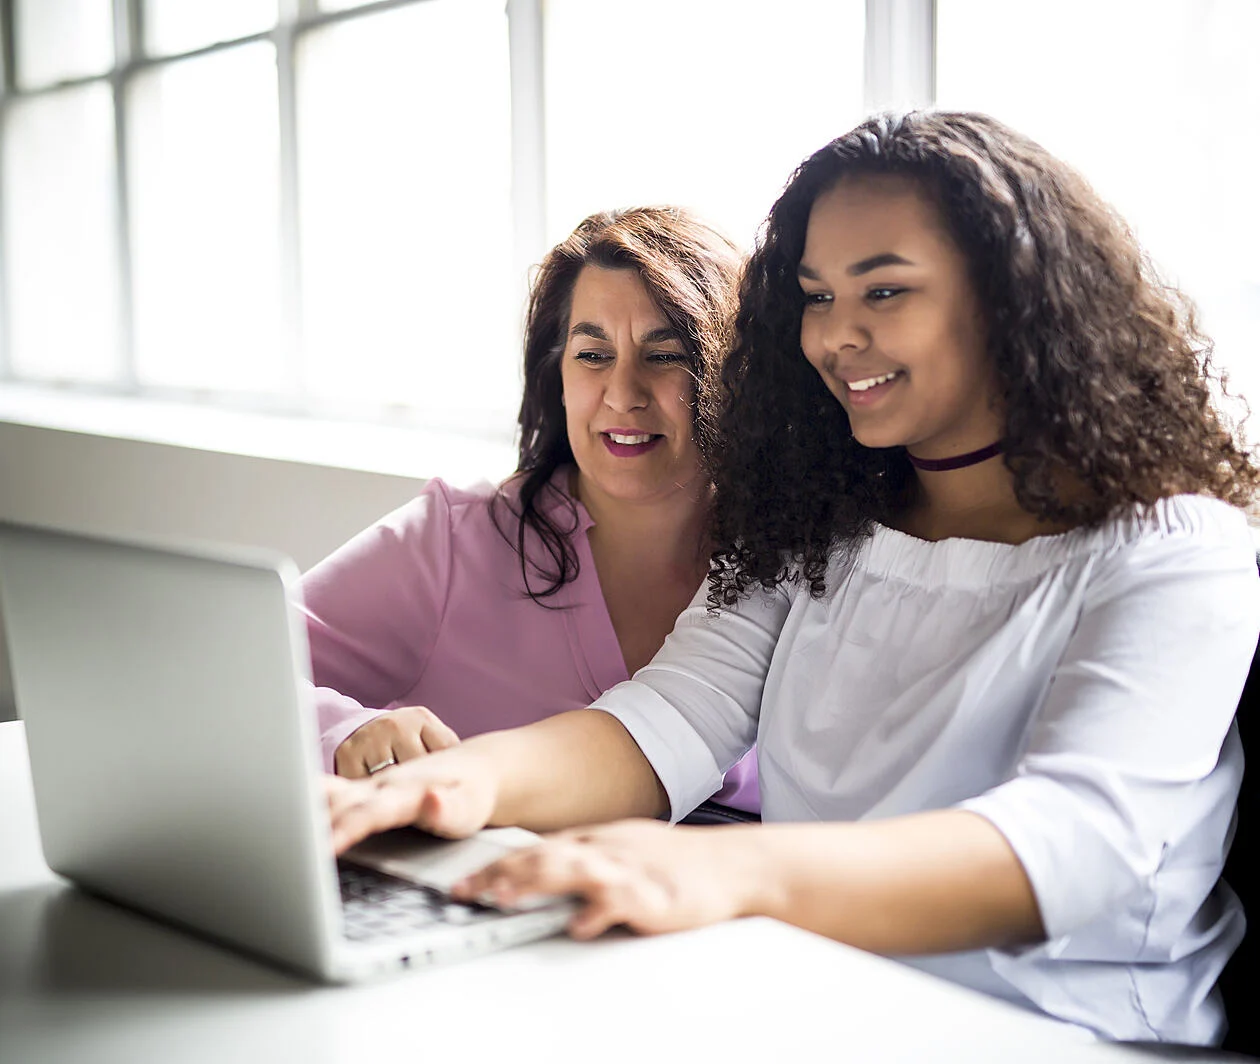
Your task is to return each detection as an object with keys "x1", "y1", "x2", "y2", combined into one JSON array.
[{"x1": 304, "y1": 207, "x2": 758, "y2": 816}]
